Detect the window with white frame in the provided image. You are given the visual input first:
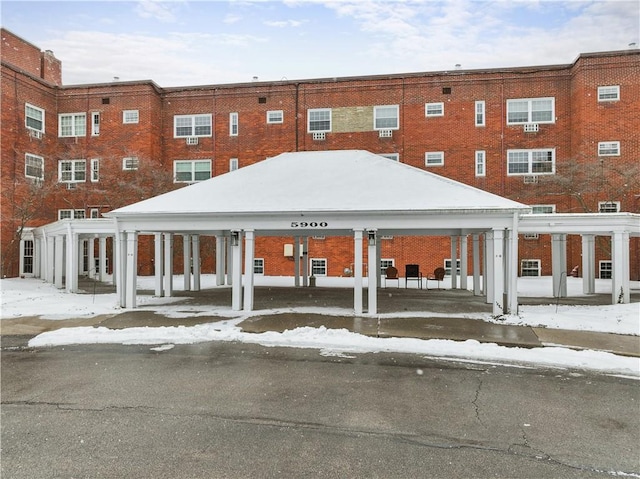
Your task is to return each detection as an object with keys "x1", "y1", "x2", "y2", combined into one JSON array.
[
  {"x1": 475, "y1": 150, "x2": 486, "y2": 177},
  {"x1": 229, "y1": 112, "x2": 238, "y2": 136},
  {"x1": 254, "y1": 258, "x2": 264, "y2": 275},
  {"x1": 507, "y1": 149, "x2": 555, "y2": 175},
  {"x1": 444, "y1": 259, "x2": 460, "y2": 276},
  {"x1": 598, "y1": 86, "x2": 620, "y2": 102},
  {"x1": 599, "y1": 260, "x2": 612, "y2": 279},
  {"x1": 379, "y1": 153, "x2": 399, "y2": 161},
  {"x1": 229, "y1": 158, "x2": 238, "y2": 171},
  {"x1": 598, "y1": 201, "x2": 620, "y2": 213},
  {"x1": 122, "y1": 157, "x2": 139, "y2": 171},
  {"x1": 425, "y1": 151, "x2": 444, "y2": 166},
  {"x1": 123, "y1": 110, "x2": 139, "y2": 124},
  {"x1": 174, "y1": 160, "x2": 212, "y2": 183},
  {"x1": 91, "y1": 159, "x2": 100, "y2": 182},
  {"x1": 506, "y1": 97, "x2": 555, "y2": 124},
  {"x1": 90, "y1": 208, "x2": 100, "y2": 219},
  {"x1": 374, "y1": 105, "x2": 399, "y2": 130},
  {"x1": 598, "y1": 141, "x2": 620, "y2": 156},
  {"x1": 307, "y1": 108, "x2": 331, "y2": 133},
  {"x1": 58, "y1": 209, "x2": 85, "y2": 220},
  {"x1": 91, "y1": 112, "x2": 100, "y2": 136},
  {"x1": 25, "y1": 103, "x2": 45, "y2": 133},
  {"x1": 174, "y1": 114, "x2": 212, "y2": 138},
  {"x1": 58, "y1": 113, "x2": 86, "y2": 137},
  {"x1": 475, "y1": 101, "x2": 485, "y2": 126},
  {"x1": 266, "y1": 110, "x2": 283, "y2": 124},
  {"x1": 310, "y1": 258, "x2": 327, "y2": 276},
  {"x1": 425, "y1": 102, "x2": 444, "y2": 117},
  {"x1": 25, "y1": 154, "x2": 44, "y2": 180},
  {"x1": 380, "y1": 259, "x2": 395, "y2": 276},
  {"x1": 22, "y1": 239, "x2": 34, "y2": 275},
  {"x1": 58, "y1": 159, "x2": 86, "y2": 183},
  {"x1": 521, "y1": 259, "x2": 541, "y2": 277},
  {"x1": 531, "y1": 204, "x2": 556, "y2": 214}
]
